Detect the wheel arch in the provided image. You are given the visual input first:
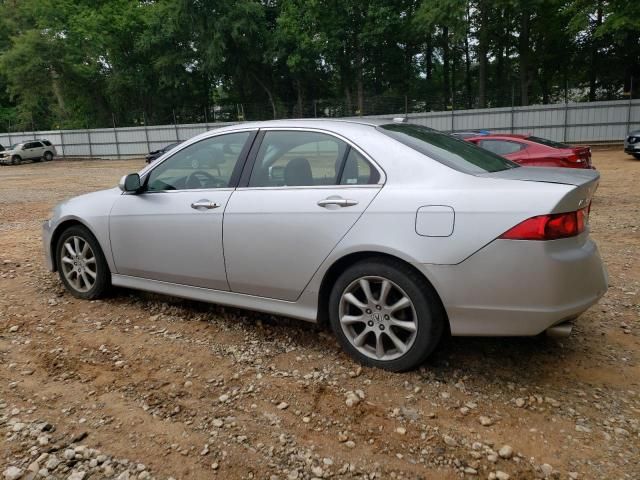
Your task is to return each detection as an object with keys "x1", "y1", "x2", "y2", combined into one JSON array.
[
  {"x1": 316, "y1": 251, "x2": 450, "y2": 333},
  {"x1": 50, "y1": 219, "x2": 103, "y2": 272}
]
